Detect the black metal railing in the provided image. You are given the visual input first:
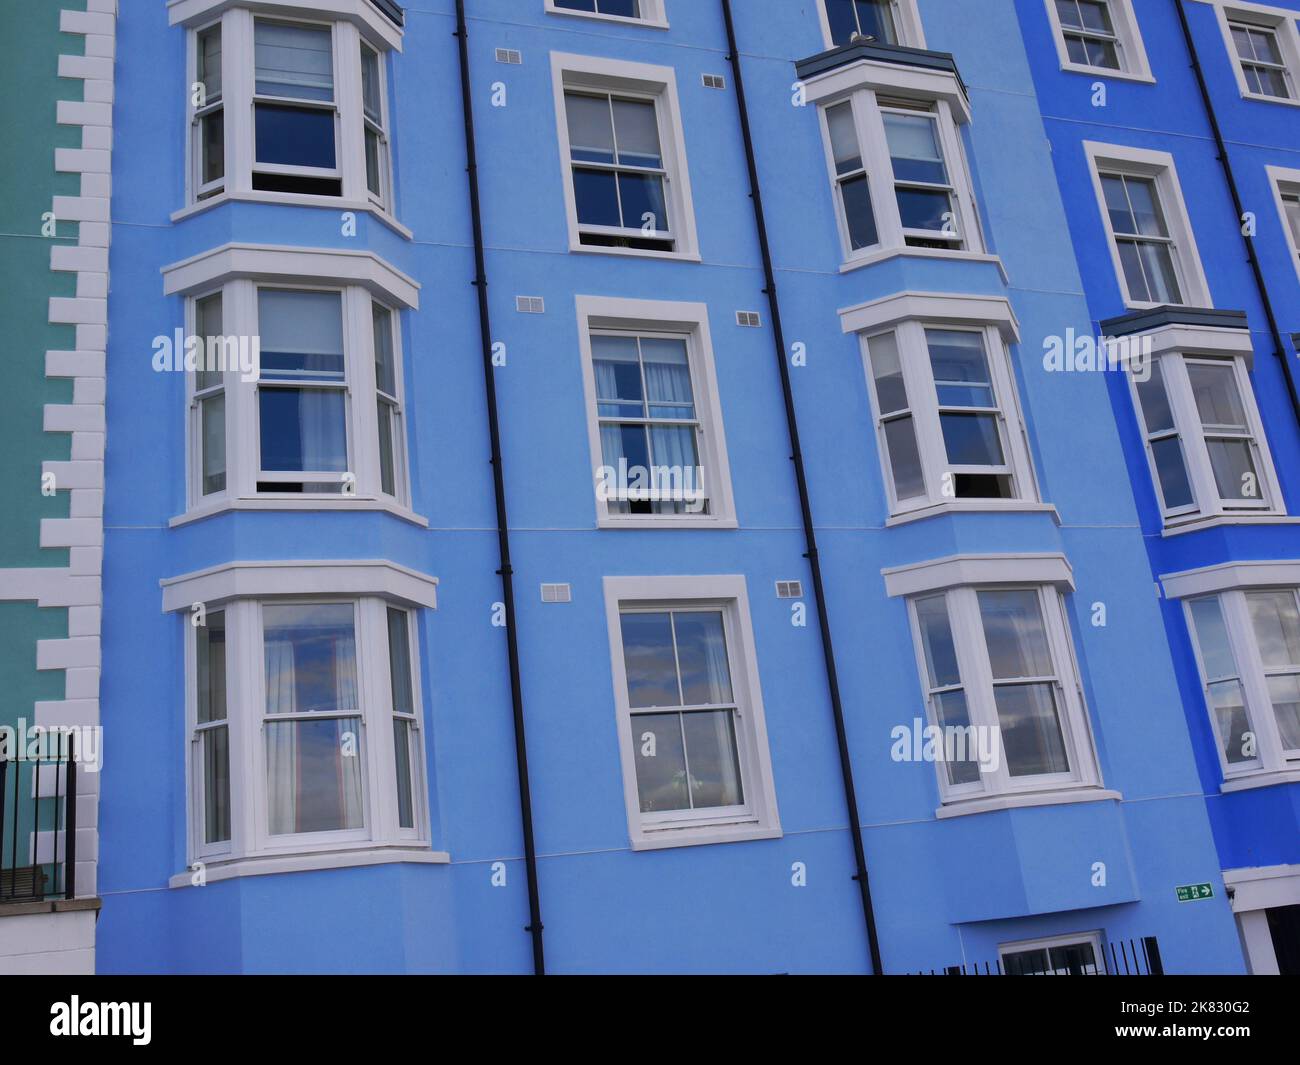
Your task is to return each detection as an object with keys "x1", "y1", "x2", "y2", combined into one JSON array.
[
  {"x1": 921, "y1": 936, "x2": 1164, "y2": 976},
  {"x1": 0, "y1": 748, "x2": 77, "y2": 903}
]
